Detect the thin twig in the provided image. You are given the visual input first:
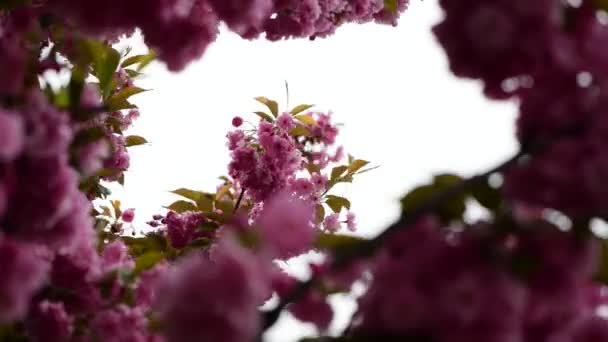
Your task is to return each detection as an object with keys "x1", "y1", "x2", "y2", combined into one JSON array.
[
  {"x1": 285, "y1": 81, "x2": 290, "y2": 109},
  {"x1": 233, "y1": 189, "x2": 245, "y2": 214}
]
